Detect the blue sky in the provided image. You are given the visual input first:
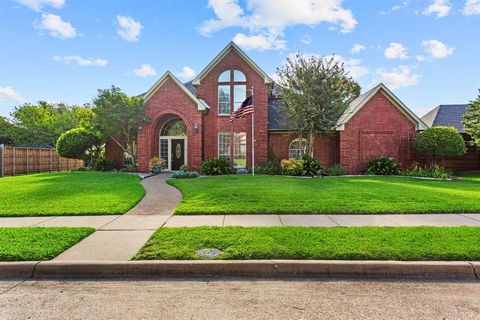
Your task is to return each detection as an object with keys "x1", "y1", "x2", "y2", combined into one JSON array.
[{"x1": 0, "y1": 0, "x2": 479, "y2": 118}]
